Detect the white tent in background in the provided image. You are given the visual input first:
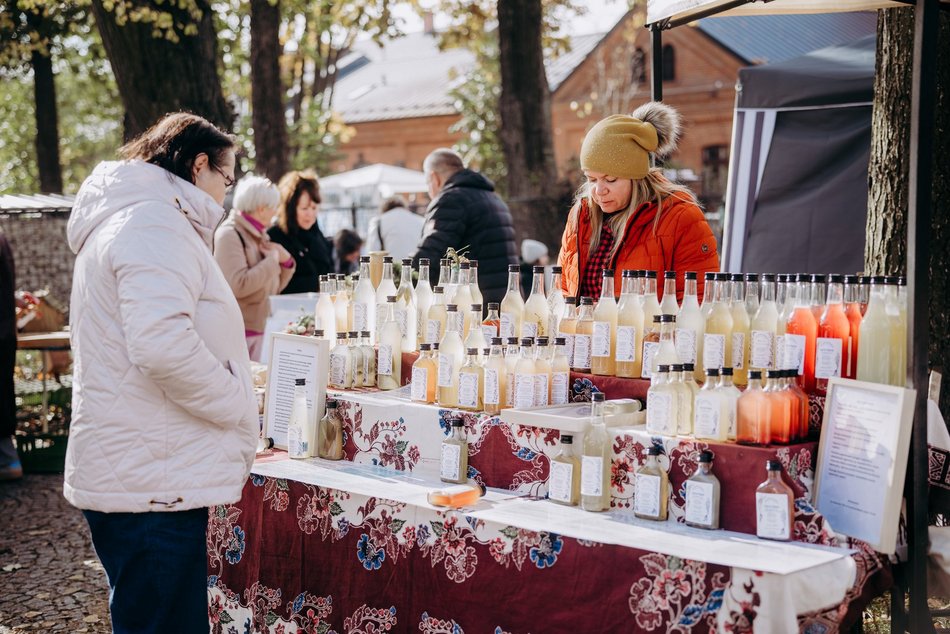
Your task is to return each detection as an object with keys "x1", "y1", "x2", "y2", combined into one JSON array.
[{"x1": 319, "y1": 163, "x2": 428, "y2": 210}]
